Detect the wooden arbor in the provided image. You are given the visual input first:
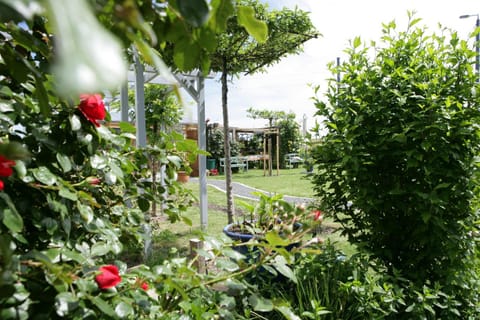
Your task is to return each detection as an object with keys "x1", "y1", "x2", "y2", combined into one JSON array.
[{"x1": 263, "y1": 127, "x2": 280, "y2": 176}]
